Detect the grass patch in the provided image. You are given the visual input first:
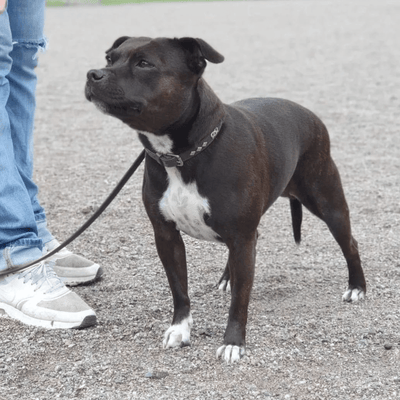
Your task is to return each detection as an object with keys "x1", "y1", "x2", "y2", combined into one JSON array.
[{"x1": 46, "y1": 0, "x2": 228, "y2": 6}]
